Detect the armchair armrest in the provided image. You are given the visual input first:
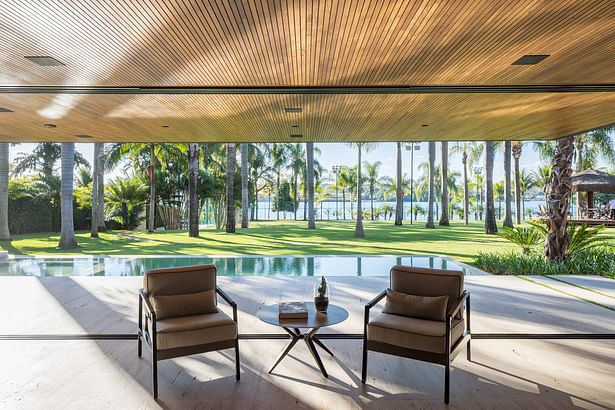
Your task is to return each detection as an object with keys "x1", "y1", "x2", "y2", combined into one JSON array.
[
  {"x1": 139, "y1": 289, "x2": 156, "y2": 348},
  {"x1": 216, "y1": 286, "x2": 238, "y2": 322},
  {"x1": 364, "y1": 289, "x2": 387, "y2": 325},
  {"x1": 139, "y1": 289, "x2": 156, "y2": 321},
  {"x1": 447, "y1": 290, "x2": 470, "y2": 319}
]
